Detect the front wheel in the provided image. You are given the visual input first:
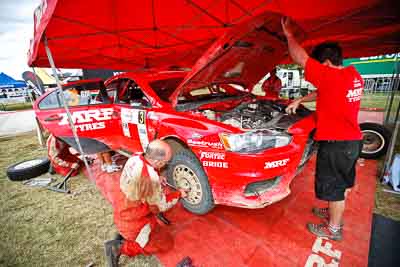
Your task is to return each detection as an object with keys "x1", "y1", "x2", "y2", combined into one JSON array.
[
  {"x1": 166, "y1": 150, "x2": 214, "y2": 215},
  {"x1": 360, "y1": 122, "x2": 391, "y2": 159}
]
